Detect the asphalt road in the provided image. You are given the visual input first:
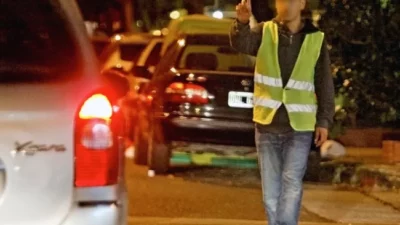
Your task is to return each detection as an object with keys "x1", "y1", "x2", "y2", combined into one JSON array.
[
  {"x1": 126, "y1": 161, "x2": 330, "y2": 224},
  {"x1": 126, "y1": 159, "x2": 400, "y2": 225}
]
